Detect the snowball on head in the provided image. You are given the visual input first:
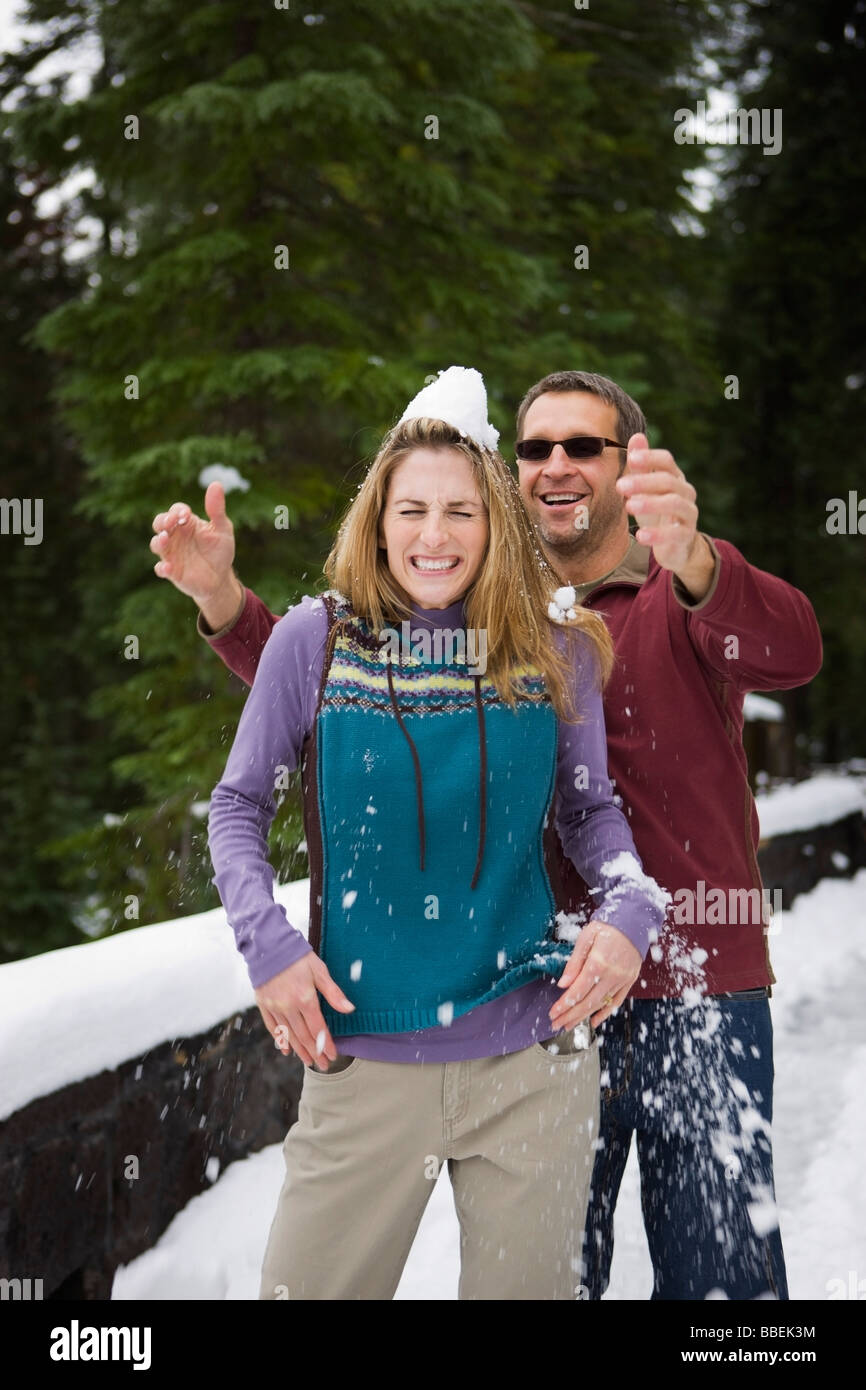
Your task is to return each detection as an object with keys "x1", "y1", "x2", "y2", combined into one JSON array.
[{"x1": 398, "y1": 366, "x2": 500, "y2": 452}]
